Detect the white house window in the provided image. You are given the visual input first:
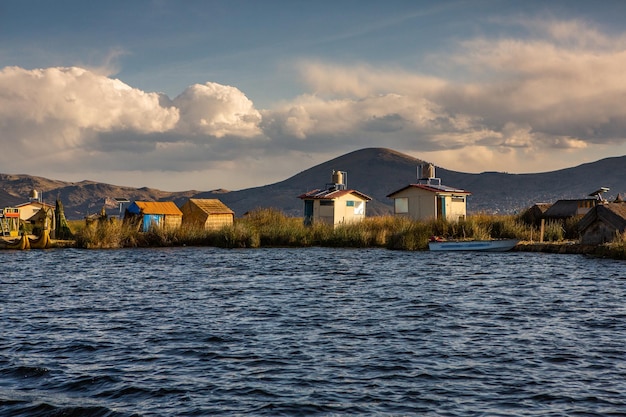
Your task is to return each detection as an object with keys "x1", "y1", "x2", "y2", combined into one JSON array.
[
  {"x1": 346, "y1": 201, "x2": 355, "y2": 207},
  {"x1": 394, "y1": 197, "x2": 408, "y2": 213},
  {"x1": 354, "y1": 201, "x2": 364, "y2": 215}
]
